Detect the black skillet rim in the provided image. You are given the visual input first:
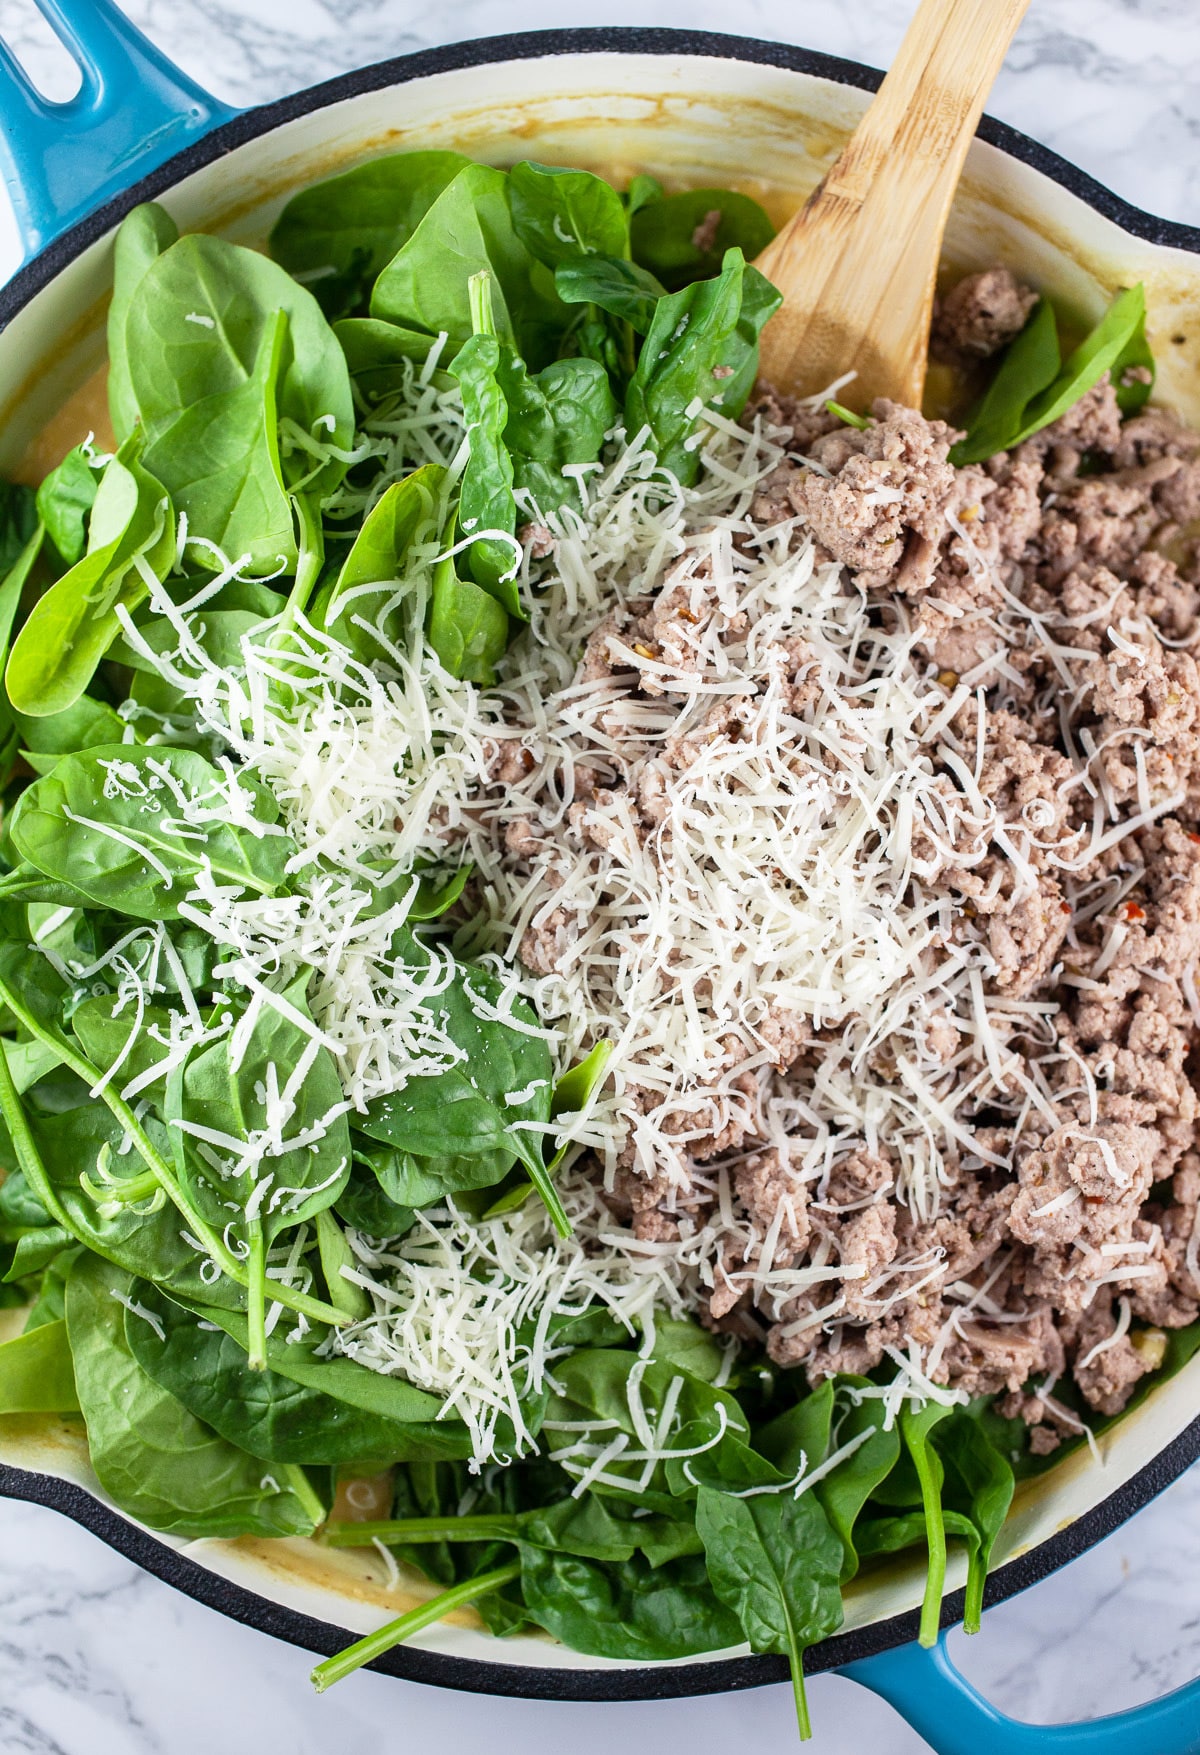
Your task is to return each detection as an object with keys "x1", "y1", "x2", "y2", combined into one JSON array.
[{"x1": 1, "y1": 22, "x2": 1199, "y2": 1702}]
